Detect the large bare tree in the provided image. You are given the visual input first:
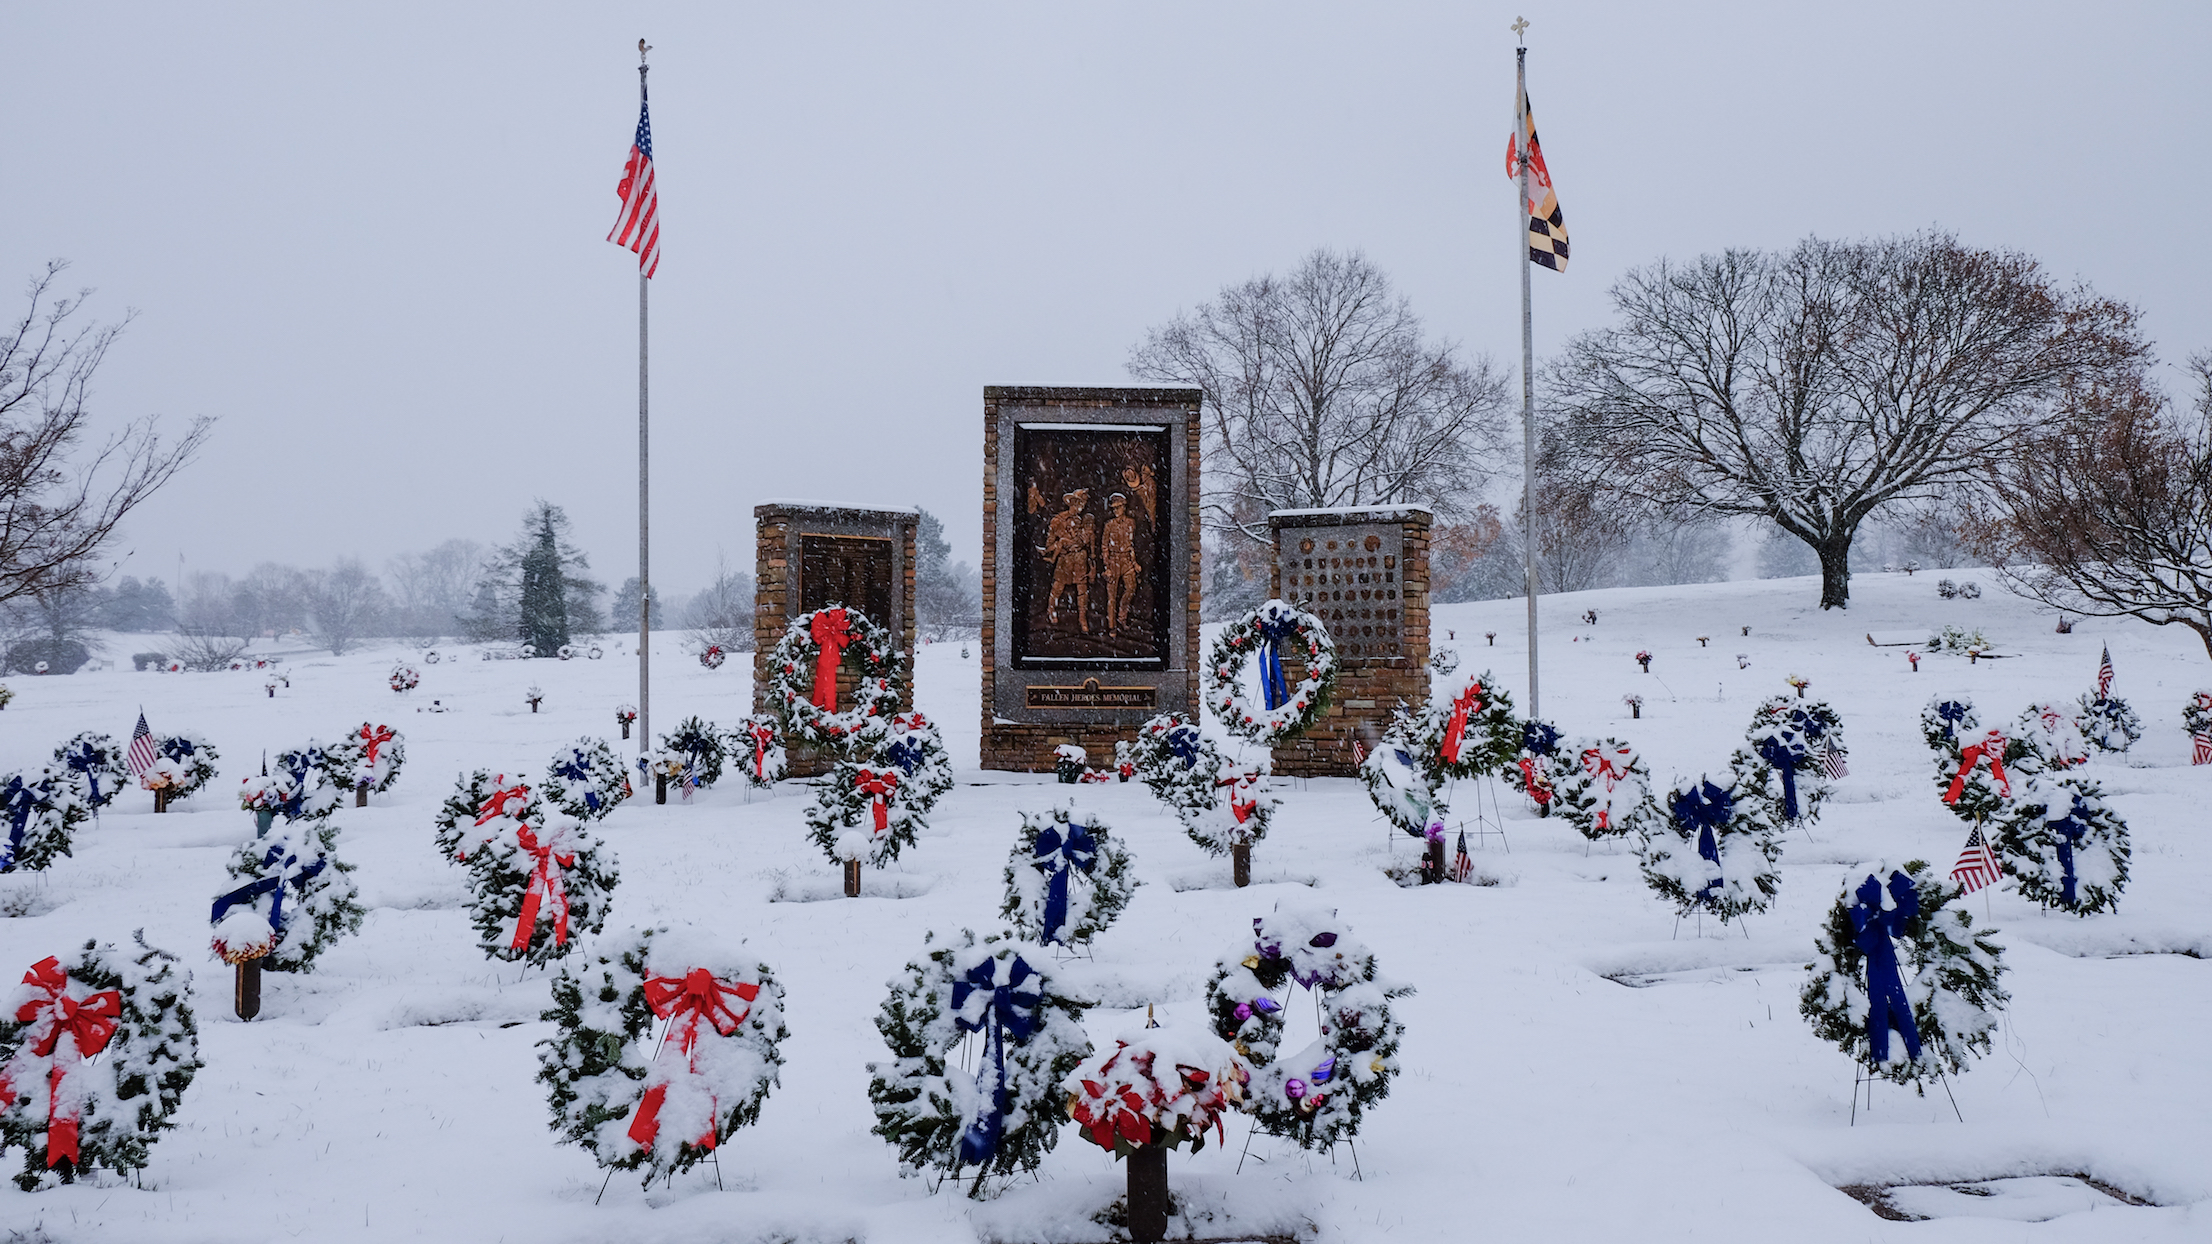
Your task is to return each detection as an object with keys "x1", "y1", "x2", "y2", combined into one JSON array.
[
  {"x1": 1128, "y1": 248, "x2": 1509, "y2": 541},
  {"x1": 1, "y1": 261, "x2": 211, "y2": 604},
  {"x1": 1969, "y1": 356, "x2": 2212, "y2": 659},
  {"x1": 1548, "y1": 233, "x2": 2144, "y2": 608}
]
